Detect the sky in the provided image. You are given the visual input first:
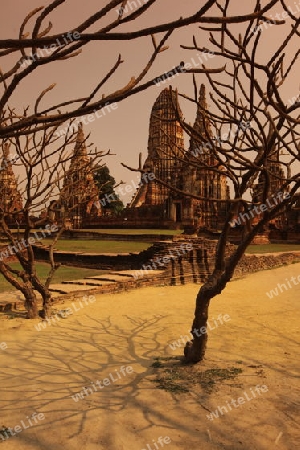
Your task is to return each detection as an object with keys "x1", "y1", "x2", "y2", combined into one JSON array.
[{"x1": 0, "y1": 0, "x2": 299, "y2": 205}]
